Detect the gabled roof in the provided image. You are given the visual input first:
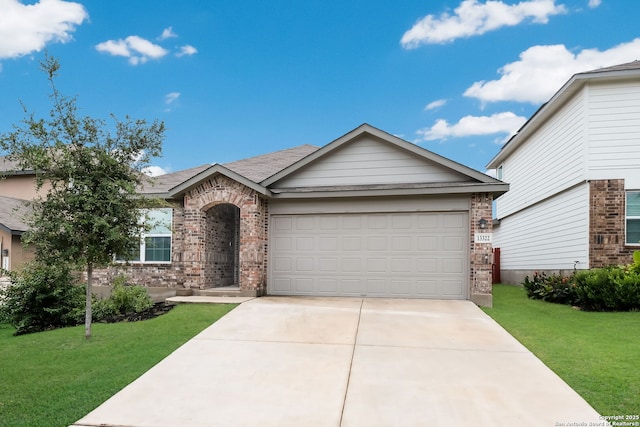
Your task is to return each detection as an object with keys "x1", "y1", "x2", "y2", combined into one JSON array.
[
  {"x1": 487, "y1": 60, "x2": 640, "y2": 168},
  {"x1": 138, "y1": 145, "x2": 319, "y2": 198},
  {"x1": 140, "y1": 124, "x2": 507, "y2": 200},
  {"x1": 262, "y1": 123, "x2": 506, "y2": 197},
  {"x1": 0, "y1": 195, "x2": 30, "y2": 235}
]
